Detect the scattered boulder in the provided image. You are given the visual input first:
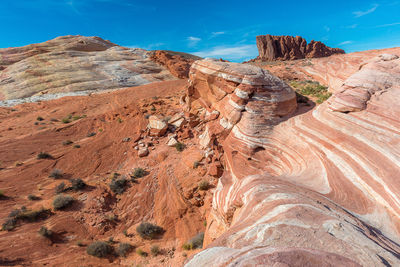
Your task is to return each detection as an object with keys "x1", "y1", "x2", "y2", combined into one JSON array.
[
  {"x1": 167, "y1": 137, "x2": 178, "y2": 147},
  {"x1": 168, "y1": 113, "x2": 185, "y2": 128},
  {"x1": 138, "y1": 147, "x2": 149, "y2": 157},
  {"x1": 148, "y1": 115, "x2": 168, "y2": 137}
]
